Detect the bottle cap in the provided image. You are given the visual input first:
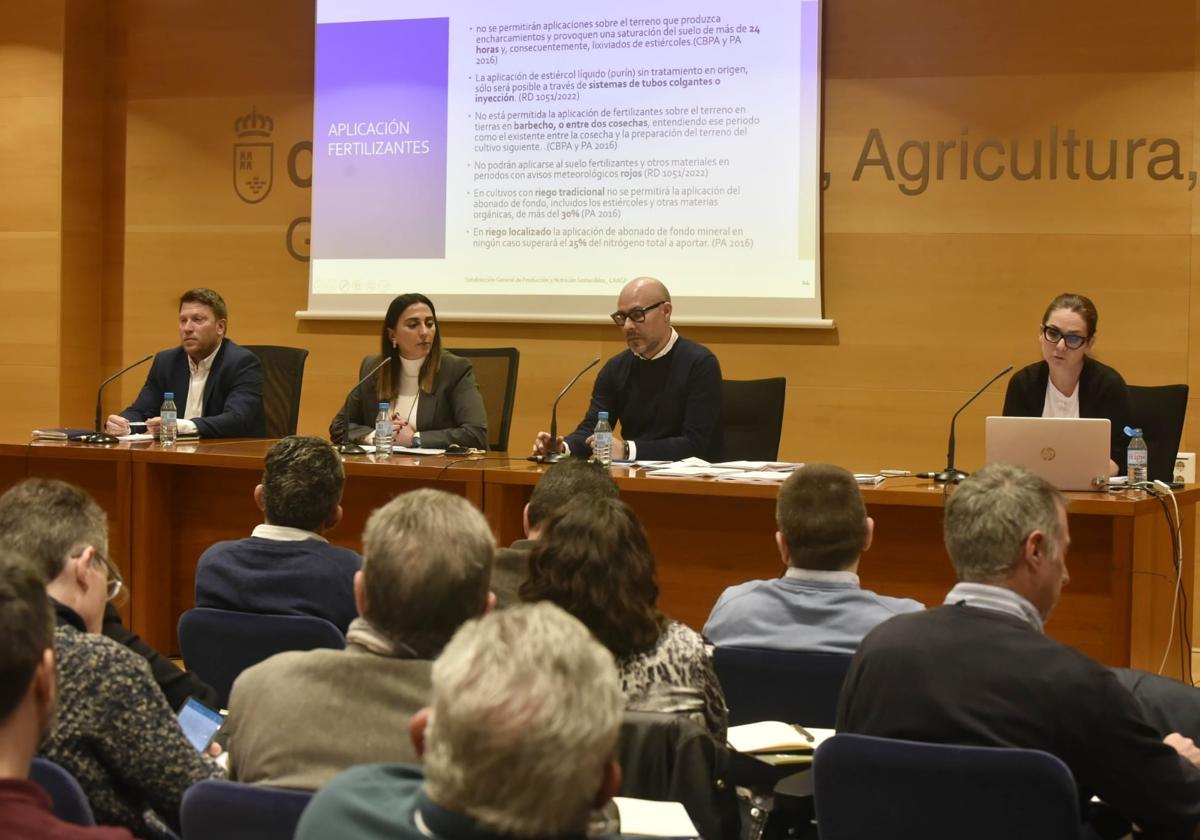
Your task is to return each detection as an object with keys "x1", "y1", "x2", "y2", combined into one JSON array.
[
  {"x1": 164, "y1": 392, "x2": 174, "y2": 400},
  {"x1": 598, "y1": 411, "x2": 609, "y2": 420},
  {"x1": 1123, "y1": 426, "x2": 1143, "y2": 438},
  {"x1": 379, "y1": 402, "x2": 389, "y2": 409}
]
